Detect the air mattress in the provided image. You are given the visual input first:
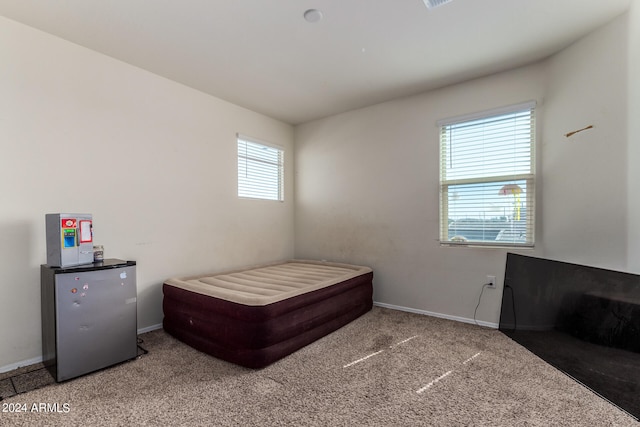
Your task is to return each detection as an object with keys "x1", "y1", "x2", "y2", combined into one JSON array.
[{"x1": 162, "y1": 260, "x2": 373, "y2": 368}]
